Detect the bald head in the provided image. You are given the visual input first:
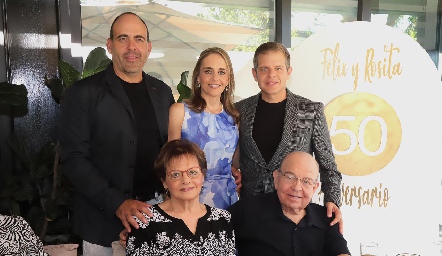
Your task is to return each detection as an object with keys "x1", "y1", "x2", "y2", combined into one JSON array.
[
  {"x1": 273, "y1": 151, "x2": 320, "y2": 215},
  {"x1": 280, "y1": 151, "x2": 319, "y2": 181},
  {"x1": 109, "y1": 12, "x2": 149, "y2": 40}
]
